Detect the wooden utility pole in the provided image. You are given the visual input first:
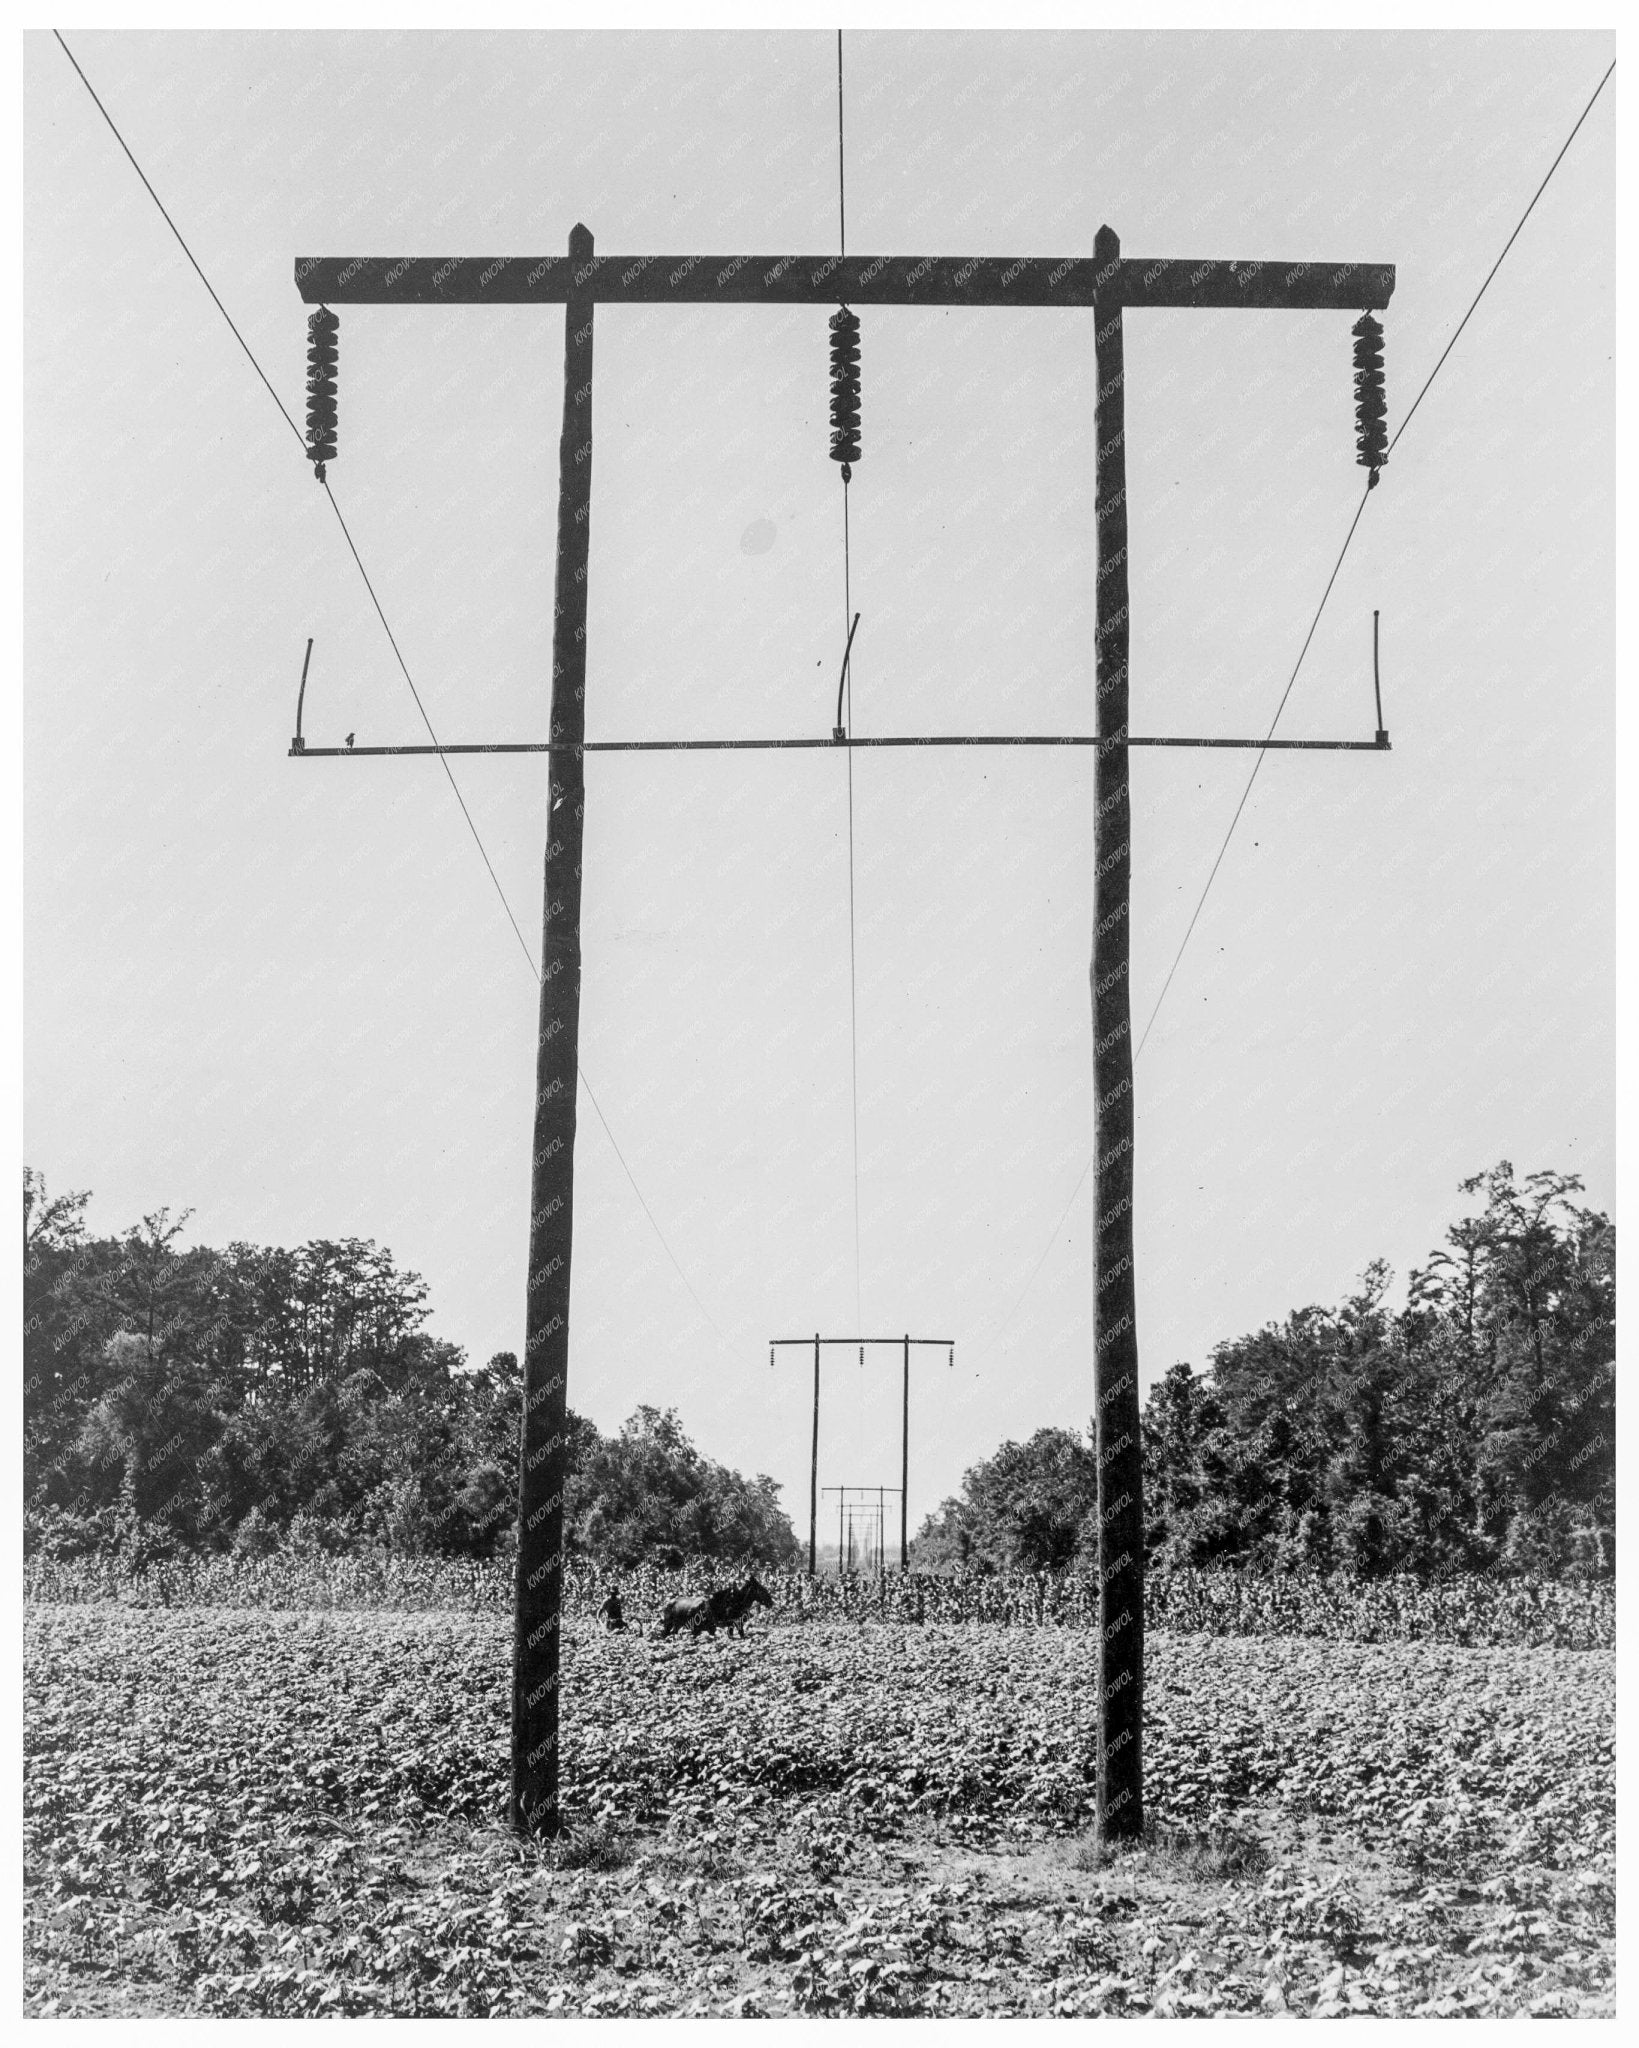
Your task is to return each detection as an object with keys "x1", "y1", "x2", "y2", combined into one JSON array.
[
  {"x1": 1091, "y1": 224, "x2": 1143, "y2": 1842},
  {"x1": 511, "y1": 224, "x2": 595, "y2": 1839},
  {"x1": 295, "y1": 230, "x2": 1392, "y2": 1842},
  {"x1": 811, "y1": 1334, "x2": 820, "y2": 1575},
  {"x1": 901, "y1": 1334, "x2": 910, "y2": 1569}
]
